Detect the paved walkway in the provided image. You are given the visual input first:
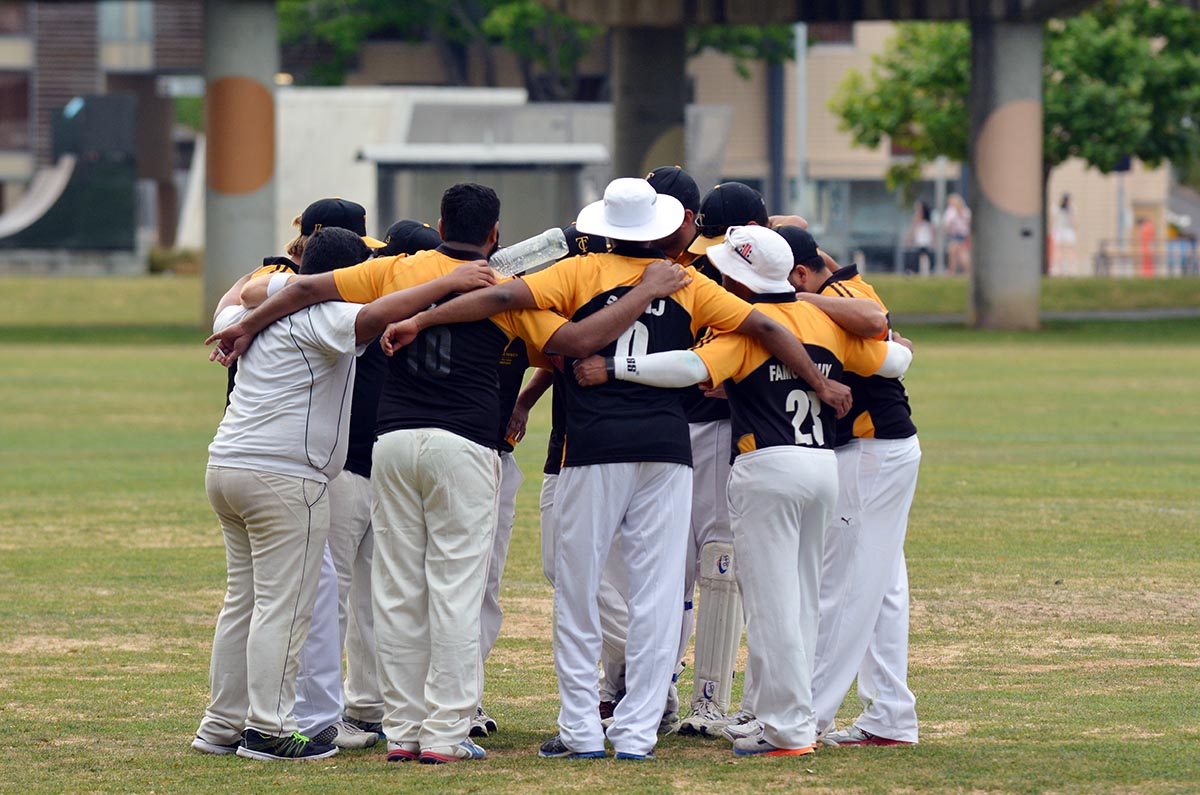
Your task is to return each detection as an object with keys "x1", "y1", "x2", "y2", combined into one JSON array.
[{"x1": 893, "y1": 307, "x2": 1200, "y2": 326}]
